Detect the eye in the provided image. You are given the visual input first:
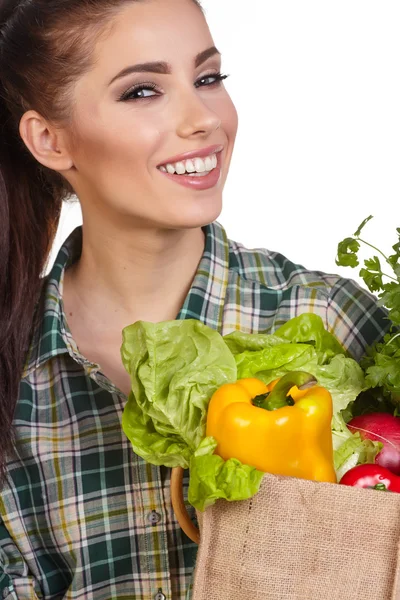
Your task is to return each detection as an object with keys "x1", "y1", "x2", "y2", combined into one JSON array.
[
  {"x1": 119, "y1": 83, "x2": 160, "y2": 102},
  {"x1": 195, "y1": 72, "x2": 229, "y2": 88}
]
